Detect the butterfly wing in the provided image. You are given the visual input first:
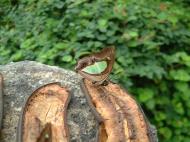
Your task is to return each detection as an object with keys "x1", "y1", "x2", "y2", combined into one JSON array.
[{"x1": 75, "y1": 47, "x2": 115, "y2": 84}]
